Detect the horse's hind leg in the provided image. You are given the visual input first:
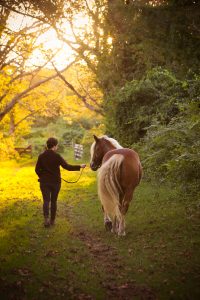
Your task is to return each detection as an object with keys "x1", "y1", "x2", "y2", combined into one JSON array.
[
  {"x1": 104, "y1": 214, "x2": 112, "y2": 231},
  {"x1": 118, "y1": 216, "x2": 126, "y2": 236},
  {"x1": 102, "y1": 206, "x2": 112, "y2": 232},
  {"x1": 112, "y1": 216, "x2": 119, "y2": 234},
  {"x1": 118, "y1": 189, "x2": 134, "y2": 236}
]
